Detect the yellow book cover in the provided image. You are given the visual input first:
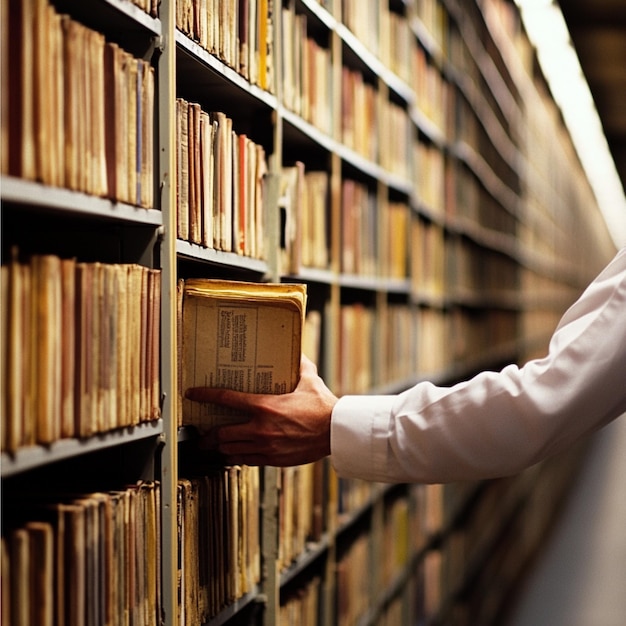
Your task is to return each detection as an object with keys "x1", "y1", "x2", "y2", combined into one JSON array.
[{"x1": 180, "y1": 278, "x2": 306, "y2": 431}]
